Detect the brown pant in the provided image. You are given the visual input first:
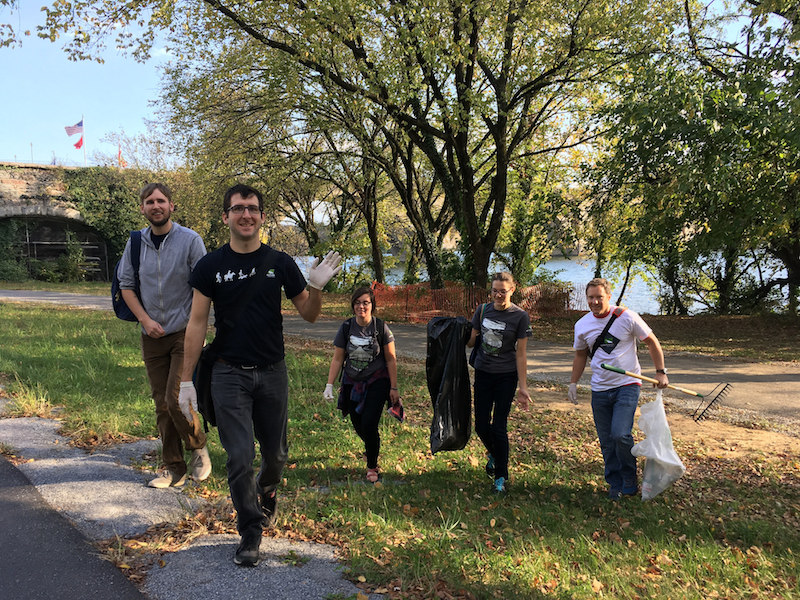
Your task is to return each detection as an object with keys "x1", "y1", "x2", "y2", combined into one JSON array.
[{"x1": 141, "y1": 329, "x2": 206, "y2": 477}]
